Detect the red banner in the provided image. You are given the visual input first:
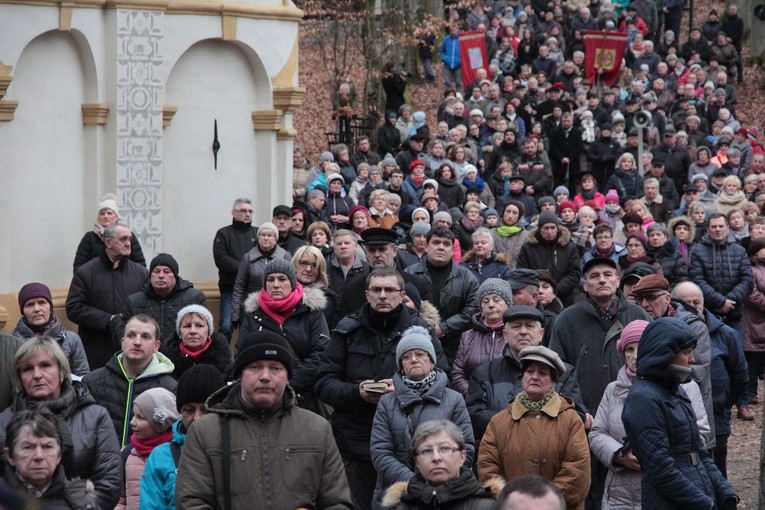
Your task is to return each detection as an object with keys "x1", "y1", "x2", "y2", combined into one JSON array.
[
  {"x1": 584, "y1": 30, "x2": 627, "y2": 87},
  {"x1": 459, "y1": 30, "x2": 488, "y2": 91}
]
